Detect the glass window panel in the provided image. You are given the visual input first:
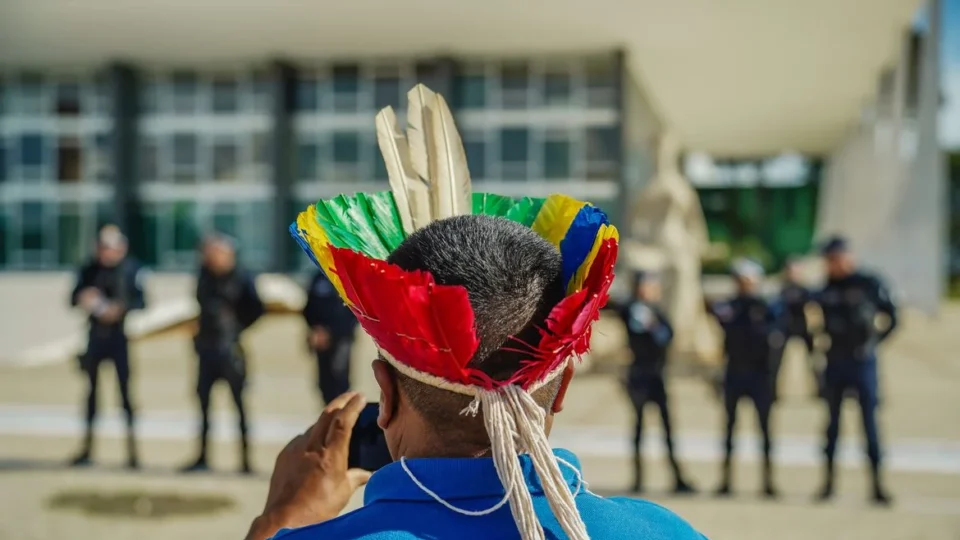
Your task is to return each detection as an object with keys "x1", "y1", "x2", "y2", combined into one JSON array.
[
  {"x1": 544, "y1": 139, "x2": 571, "y2": 179},
  {"x1": 20, "y1": 133, "x2": 45, "y2": 168},
  {"x1": 500, "y1": 128, "x2": 529, "y2": 162},
  {"x1": 212, "y1": 203, "x2": 239, "y2": 238},
  {"x1": 0, "y1": 139, "x2": 6, "y2": 183},
  {"x1": 585, "y1": 57, "x2": 617, "y2": 108},
  {"x1": 464, "y1": 139, "x2": 486, "y2": 180},
  {"x1": 90, "y1": 73, "x2": 111, "y2": 115},
  {"x1": 297, "y1": 141, "x2": 320, "y2": 181},
  {"x1": 500, "y1": 62, "x2": 531, "y2": 109},
  {"x1": 20, "y1": 201, "x2": 45, "y2": 252},
  {"x1": 138, "y1": 206, "x2": 161, "y2": 267},
  {"x1": 415, "y1": 62, "x2": 442, "y2": 91},
  {"x1": 18, "y1": 73, "x2": 45, "y2": 115},
  {"x1": 332, "y1": 64, "x2": 360, "y2": 111},
  {"x1": 251, "y1": 70, "x2": 271, "y2": 112},
  {"x1": 56, "y1": 82, "x2": 82, "y2": 116},
  {"x1": 453, "y1": 74, "x2": 486, "y2": 109},
  {"x1": 212, "y1": 141, "x2": 239, "y2": 181},
  {"x1": 140, "y1": 138, "x2": 159, "y2": 181},
  {"x1": 172, "y1": 133, "x2": 197, "y2": 183},
  {"x1": 57, "y1": 138, "x2": 82, "y2": 183},
  {"x1": 240, "y1": 200, "x2": 271, "y2": 270},
  {"x1": 373, "y1": 75, "x2": 402, "y2": 110},
  {"x1": 211, "y1": 77, "x2": 239, "y2": 113},
  {"x1": 0, "y1": 78, "x2": 6, "y2": 116},
  {"x1": 332, "y1": 132, "x2": 360, "y2": 164},
  {"x1": 171, "y1": 201, "x2": 198, "y2": 252},
  {"x1": 544, "y1": 71, "x2": 571, "y2": 105},
  {"x1": 586, "y1": 126, "x2": 619, "y2": 162},
  {"x1": 142, "y1": 81, "x2": 160, "y2": 114},
  {"x1": 373, "y1": 141, "x2": 388, "y2": 181},
  {"x1": 93, "y1": 133, "x2": 111, "y2": 182},
  {"x1": 253, "y1": 131, "x2": 269, "y2": 166},
  {"x1": 297, "y1": 79, "x2": 319, "y2": 111},
  {"x1": 58, "y1": 204, "x2": 84, "y2": 265},
  {"x1": 0, "y1": 205, "x2": 8, "y2": 267},
  {"x1": 171, "y1": 71, "x2": 198, "y2": 114}
]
